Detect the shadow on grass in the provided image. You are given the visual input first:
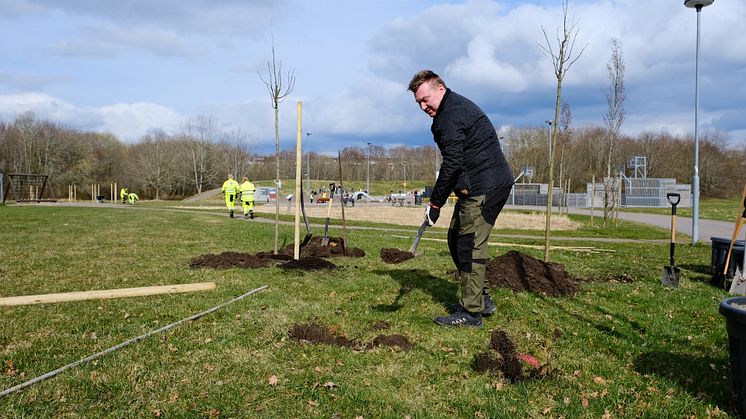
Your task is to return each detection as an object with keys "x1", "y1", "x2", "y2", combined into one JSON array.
[
  {"x1": 371, "y1": 269, "x2": 457, "y2": 313},
  {"x1": 633, "y1": 351, "x2": 734, "y2": 415}
]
